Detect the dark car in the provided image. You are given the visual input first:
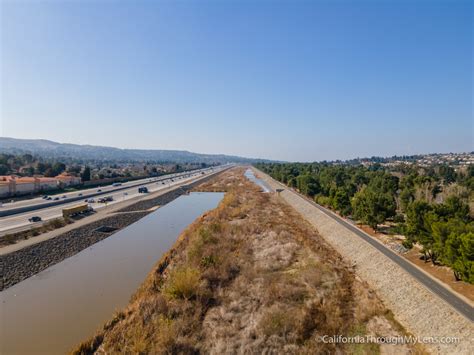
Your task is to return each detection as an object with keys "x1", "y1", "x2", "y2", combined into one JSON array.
[
  {"x1": 42, "y1": 195, "x2": 48, "y2": 199},
  {"x1": 28, "y1": 216, "x2": 42, "y2": 223},
  {"x1": 78, "y1": 193, "x2": 83, "y2": 196},
  {"x1": 97, "y1": 189, "x2": 102, "y2": 192},
  {"x1": 54, "y1": 197, "x2": 60, "y2": 201},
  {"x1": 46, "y1": 197, "x2": 52, "y2": 200},
  {"x1": 98, "y1": 196, "x2": 113, "y2": 203}
]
